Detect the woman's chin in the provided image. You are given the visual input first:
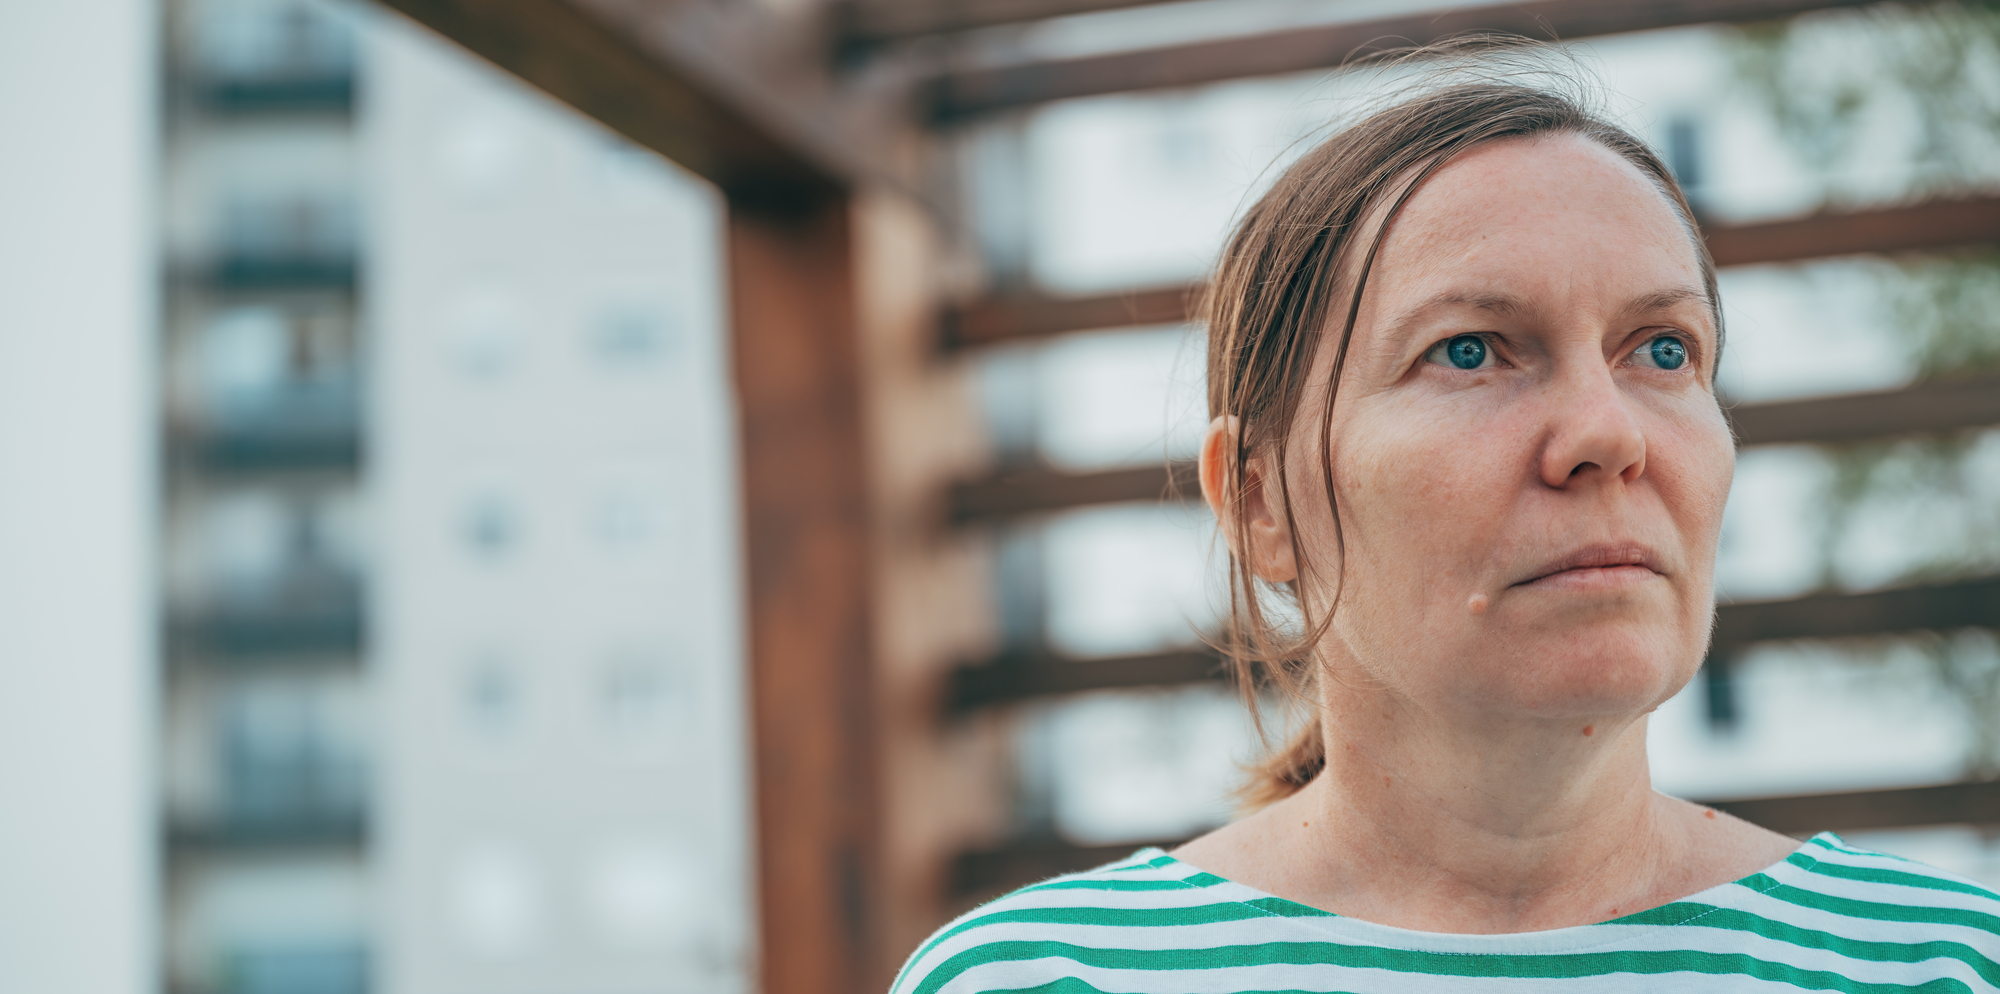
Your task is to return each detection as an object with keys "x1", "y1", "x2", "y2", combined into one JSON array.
[{"x1": 1457, "y1": 627, "x2": 1699, "y2": 721}]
